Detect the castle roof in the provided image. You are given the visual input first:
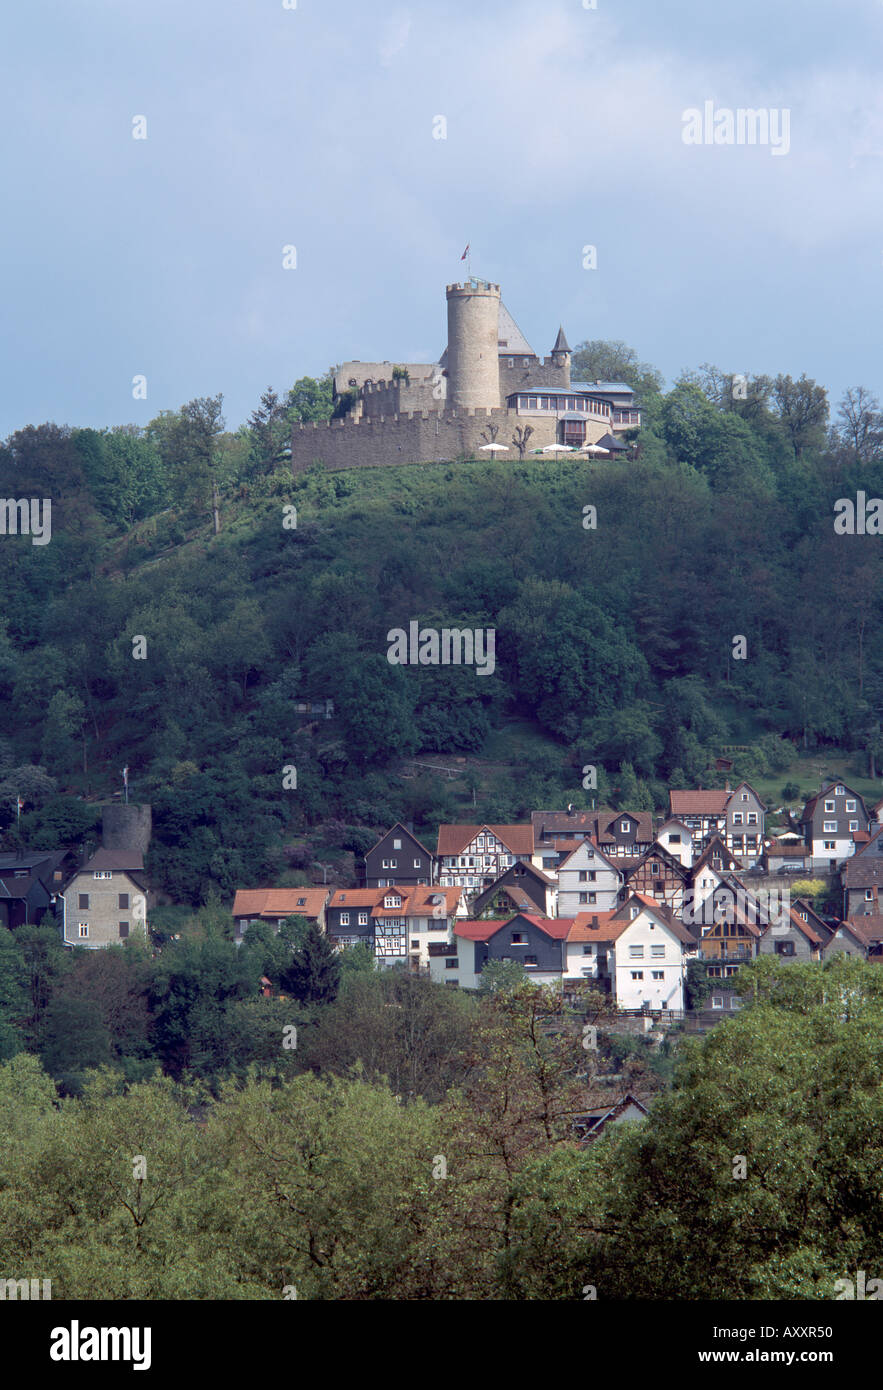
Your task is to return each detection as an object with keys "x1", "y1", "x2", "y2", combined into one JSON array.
[
  {"x1": 552, "y1": 326, "x2": 571, "y2": 353},
  {"x1": 496, "y1": 303, "x2": 535, "y2": 356},
  {"x1": 571, "y1": 380, "x2": 635, "y2": 395}
]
